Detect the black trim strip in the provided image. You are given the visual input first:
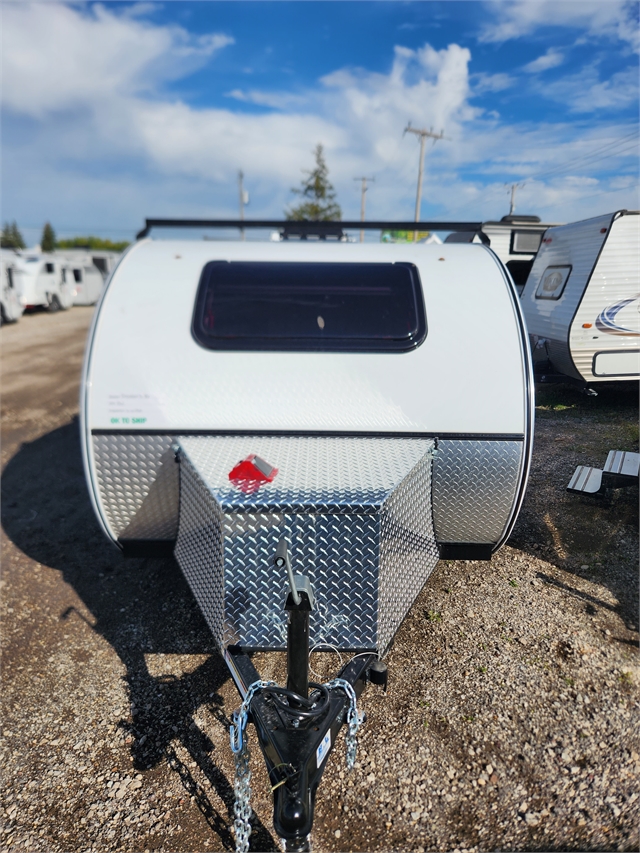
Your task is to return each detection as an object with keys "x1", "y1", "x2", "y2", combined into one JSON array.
[
  {"x1": 136, "y1": 218, "x2": 483, "y2": 240},
  {"x1": 487, "y1": 246, "x2": 535, "y2": 551},
  {"x1": 119, "y1": 539, "x2": 175, "y2": 558},
  {"x1": 439, "y1": 543, "x2": 494, "y2": 561},
  {"x1": 93, "y1": 428, "x2": 525, "y2": 441}
]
